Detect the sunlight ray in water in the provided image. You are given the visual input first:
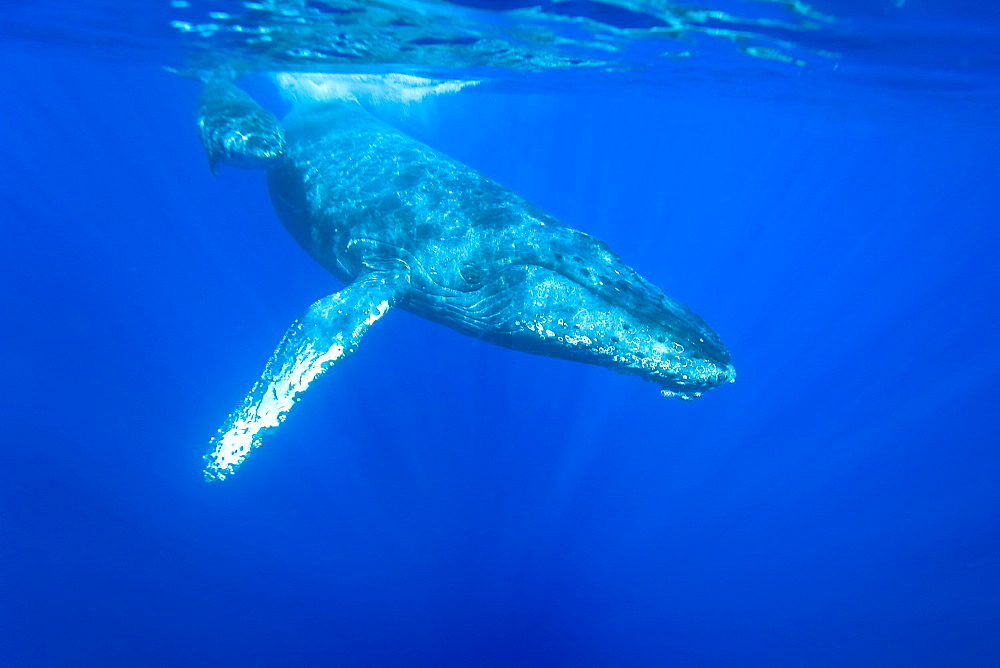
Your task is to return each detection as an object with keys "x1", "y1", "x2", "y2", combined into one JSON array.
[{"x1": 2, "y1": 0, "x2": 1000, "y2": 663}]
